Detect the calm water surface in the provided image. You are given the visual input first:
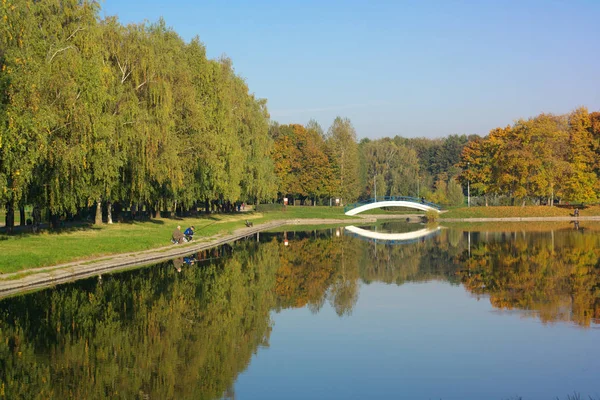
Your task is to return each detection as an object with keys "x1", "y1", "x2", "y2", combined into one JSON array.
[{"x1": 1, "y1": 221, "x2": 599, "y2": 399}]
